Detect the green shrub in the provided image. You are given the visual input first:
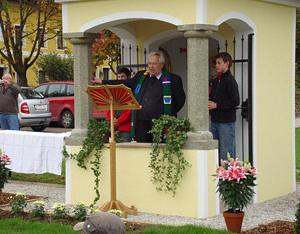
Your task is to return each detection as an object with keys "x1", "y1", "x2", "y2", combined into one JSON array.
[
  {"x1": 9, "y1": 192, "x2": 27, "y2": 214},
  {"x1": 295, "y1": 198, "x2": 300, "y2": 233}
]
